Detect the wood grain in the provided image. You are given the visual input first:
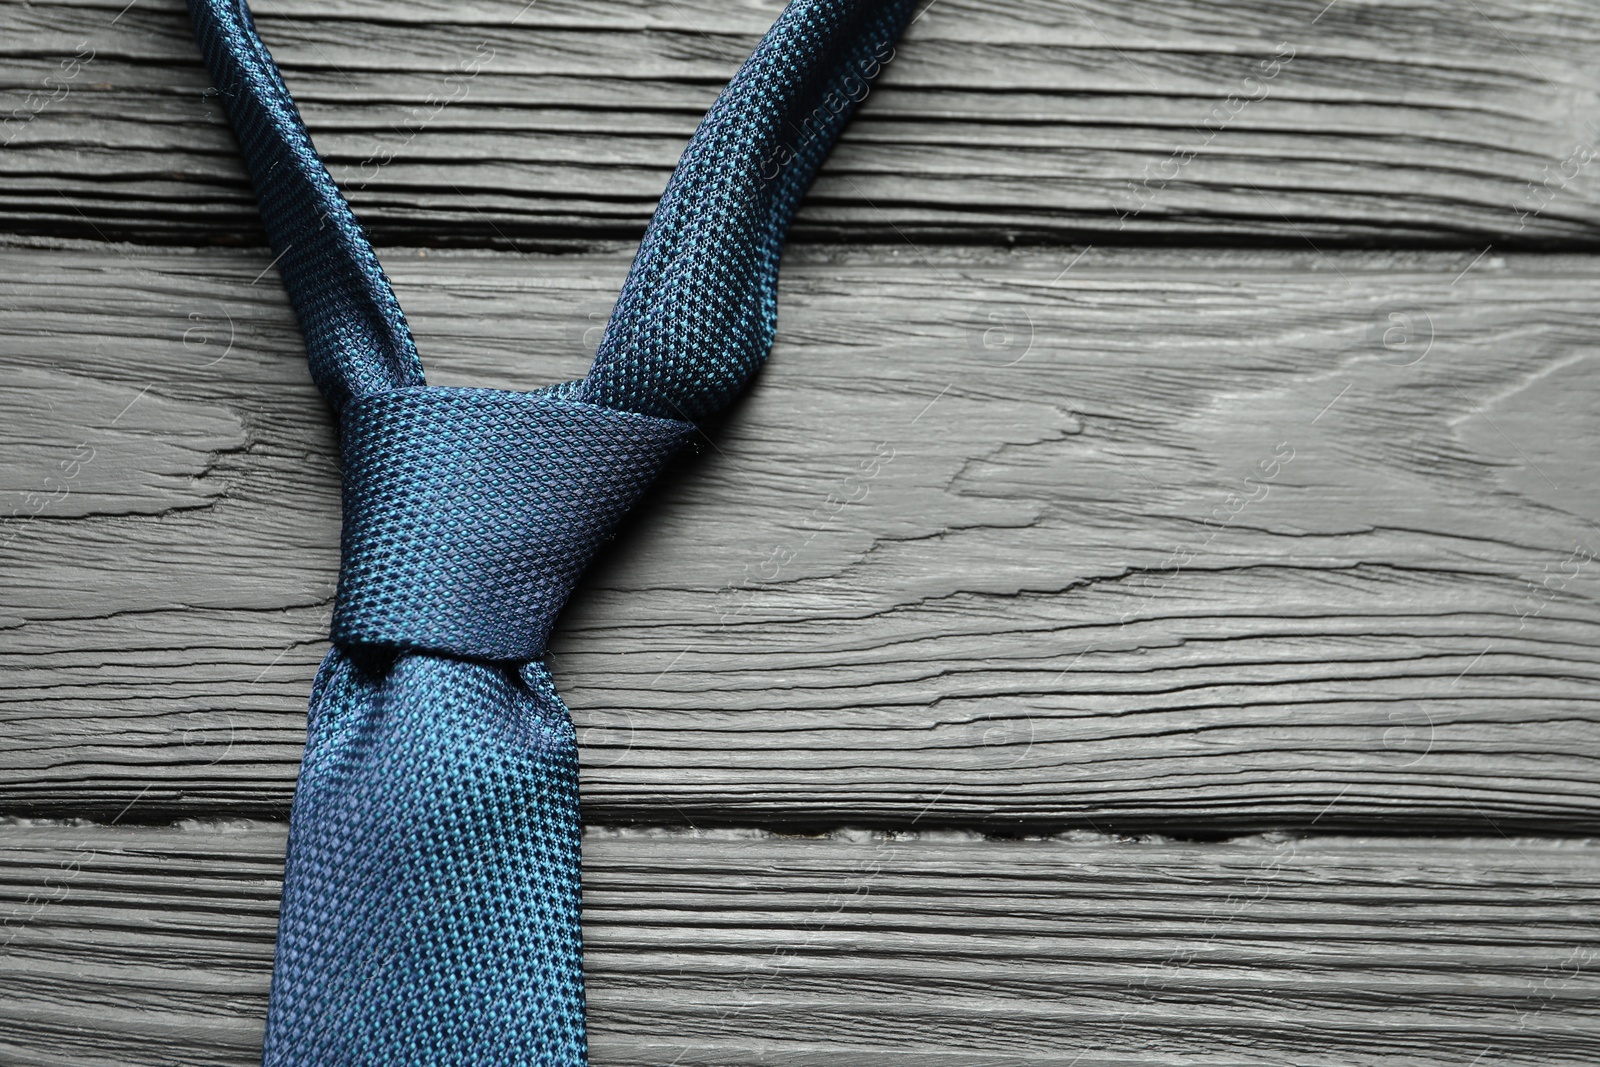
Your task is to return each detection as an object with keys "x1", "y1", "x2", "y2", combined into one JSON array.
[
  {"x1": 8, "y1": 0, "x2": 1598, "y2": 1057},
  {"x1": 2, "y1": 820, "x2": 1597, "y2": 1066},
  {"x1": 5, "y1": 0, "x2": 1600, "y2": 247},
  {"x1": 5, "y1": 242, "x2": 1600, "y2": 831}
]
